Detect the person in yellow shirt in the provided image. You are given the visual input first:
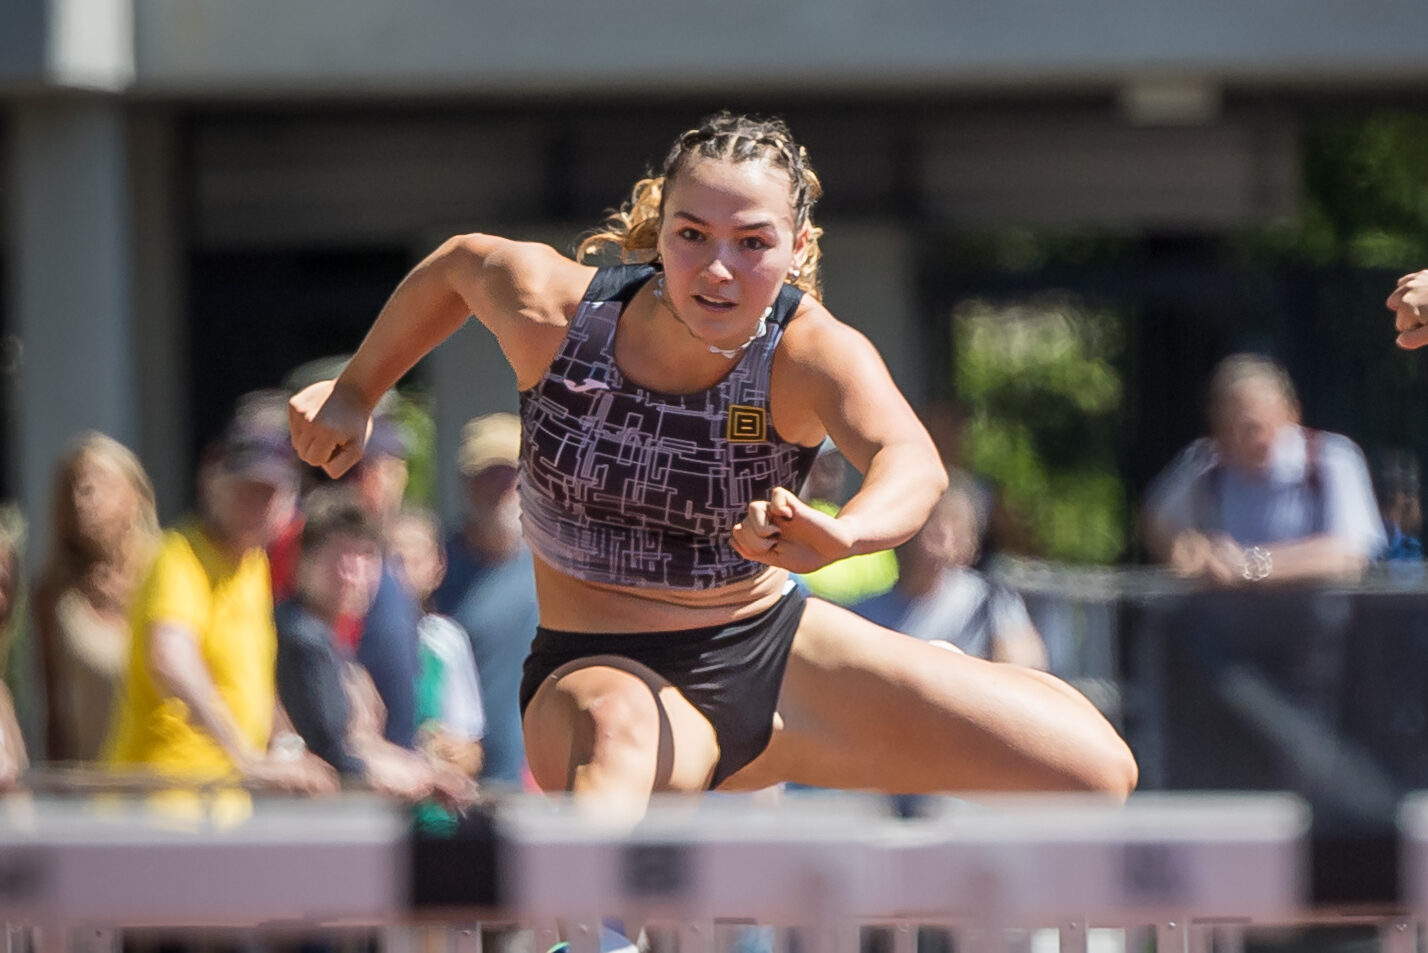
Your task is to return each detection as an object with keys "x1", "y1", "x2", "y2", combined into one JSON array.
[
  {"x1": 106, "y1": 392, "x2": 336, "y2": 793},
  {"x1": 795, "y1": 442, "x2": 899, "y2": 604}
]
